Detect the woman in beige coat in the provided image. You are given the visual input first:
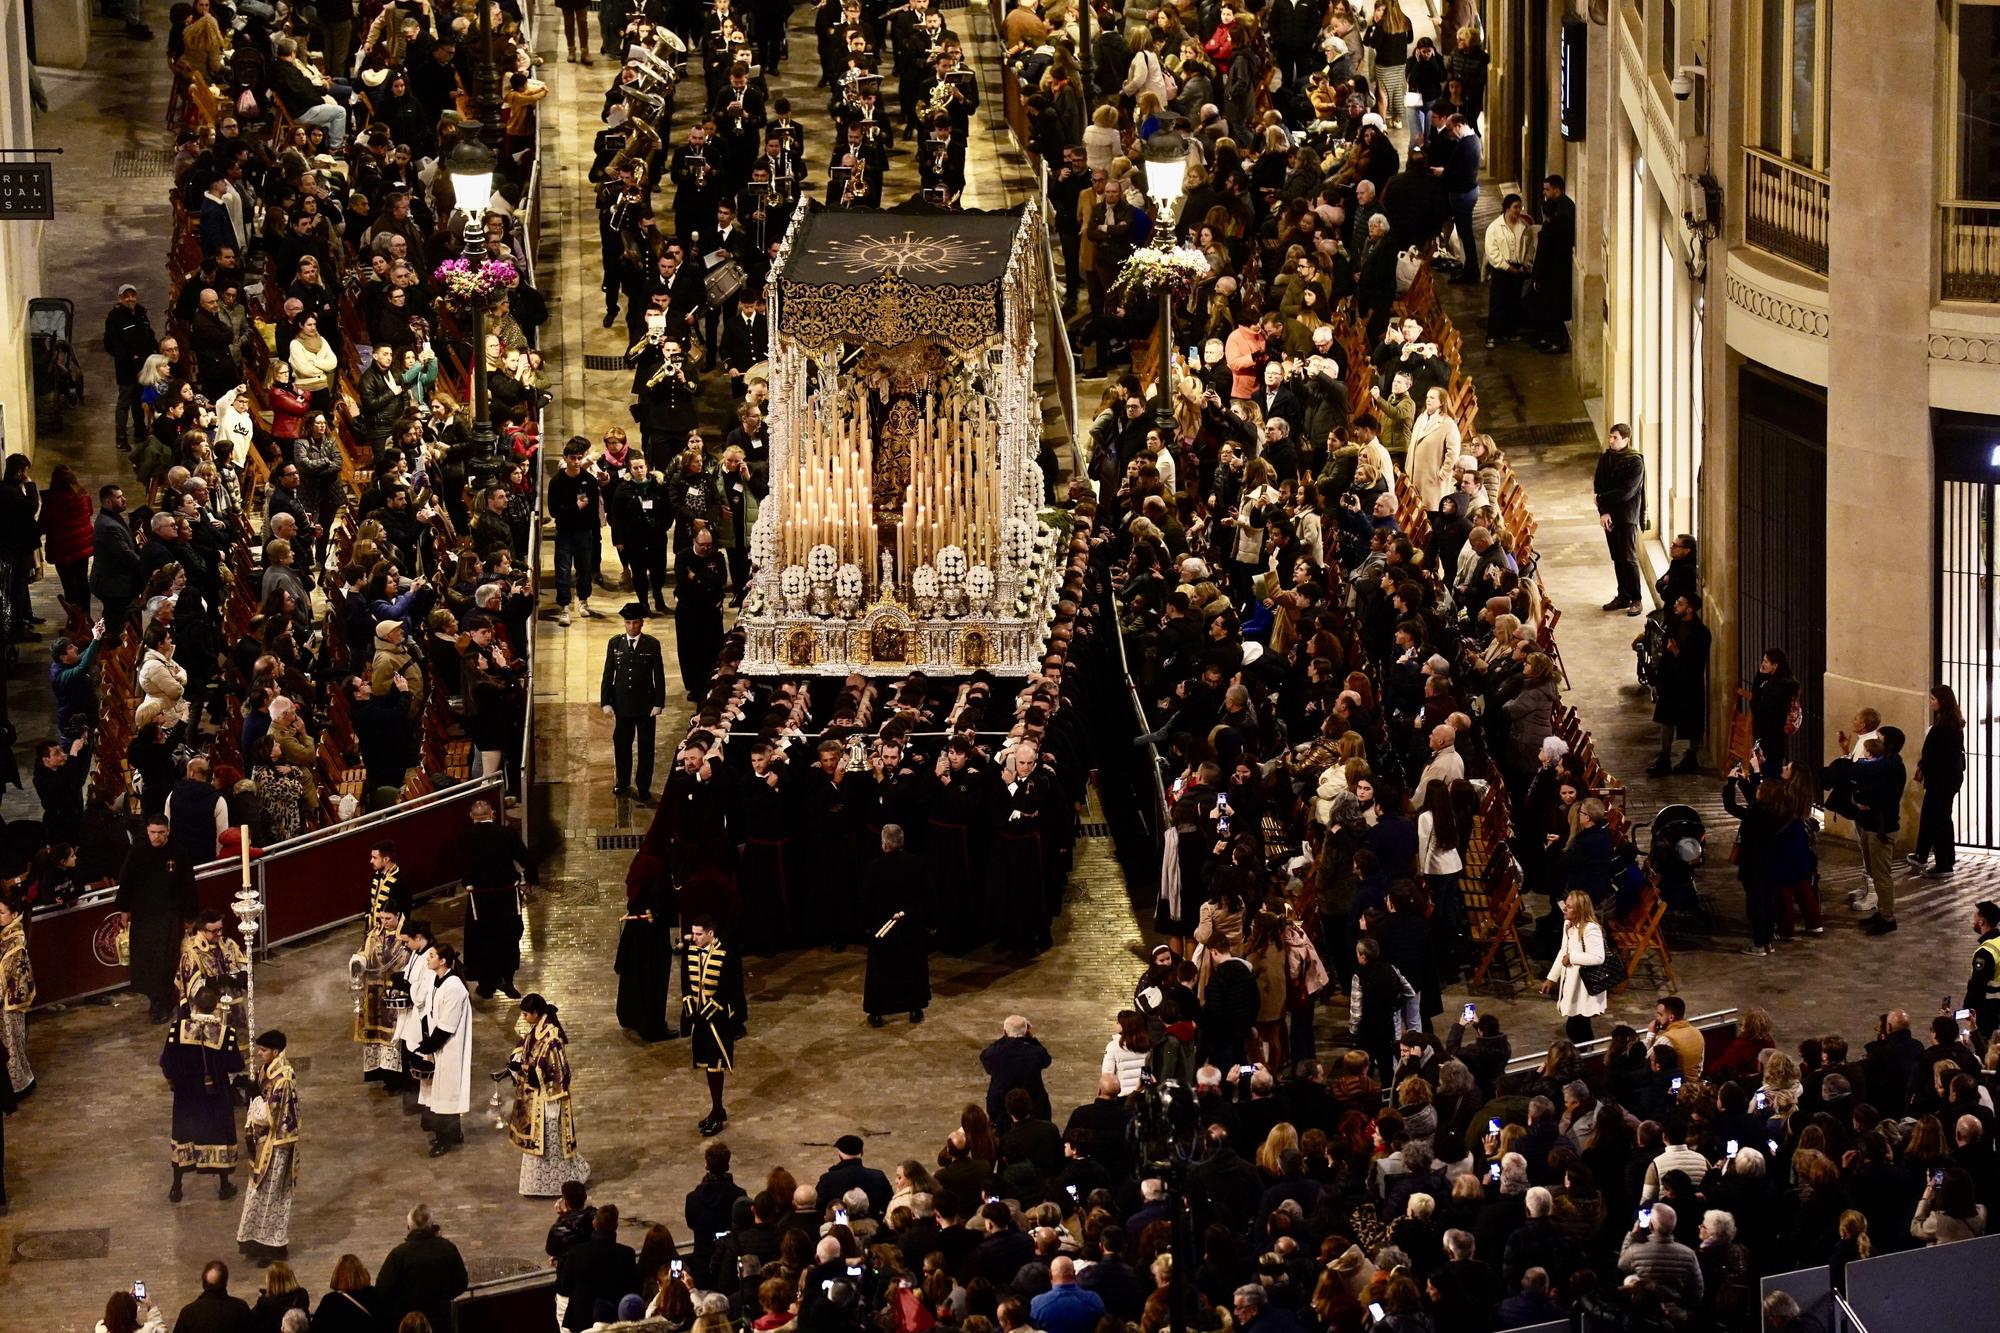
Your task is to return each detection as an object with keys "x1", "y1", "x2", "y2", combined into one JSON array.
[
  {"x1": 135, "y1": 622, "x2": 189, "y2": 729},
  {"x1": 1407, "y1": 386, "x2": 1462, "y2": 512}
]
